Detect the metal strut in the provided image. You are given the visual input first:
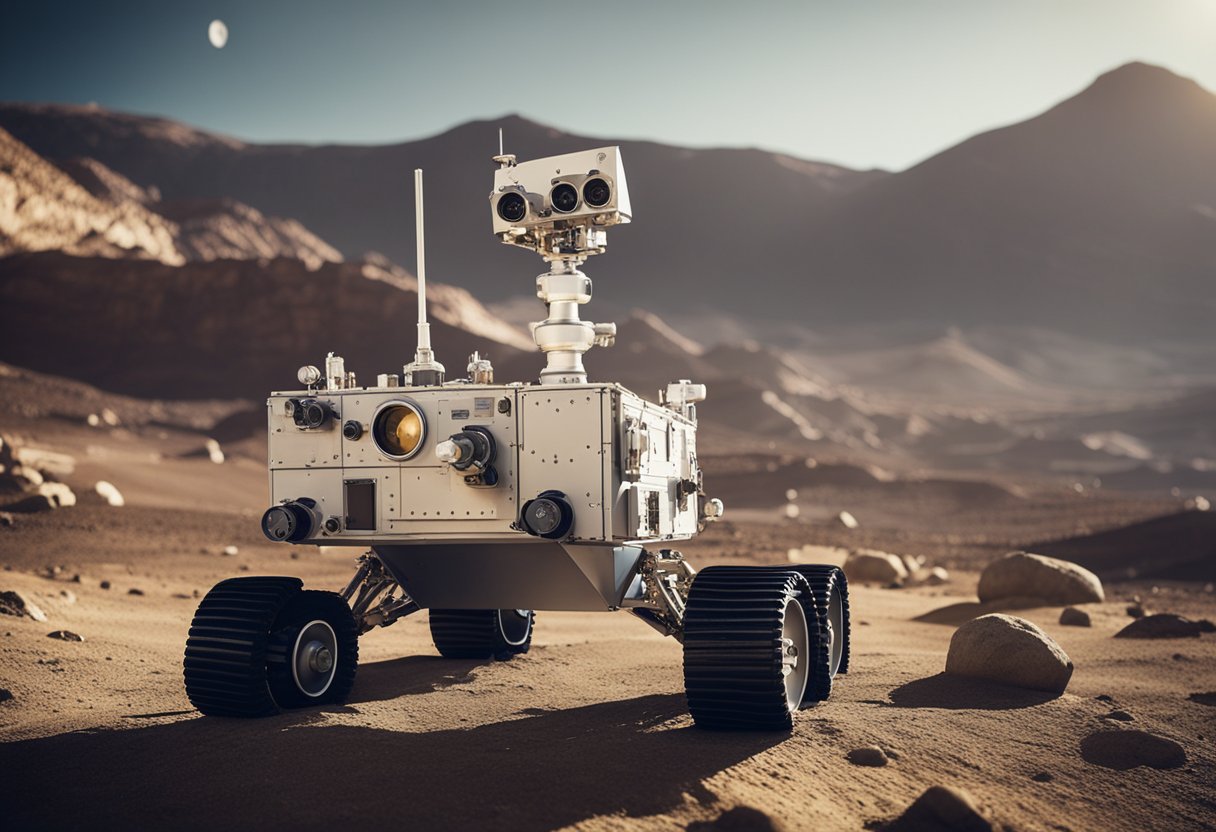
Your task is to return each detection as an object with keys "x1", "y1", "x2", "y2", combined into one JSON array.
[
  {"x1": 341, "y1": 552, "x2": 420, "y2": 634},
  {"x1": 626, "y1": 549, "x2": 696, "y2": 641}
]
